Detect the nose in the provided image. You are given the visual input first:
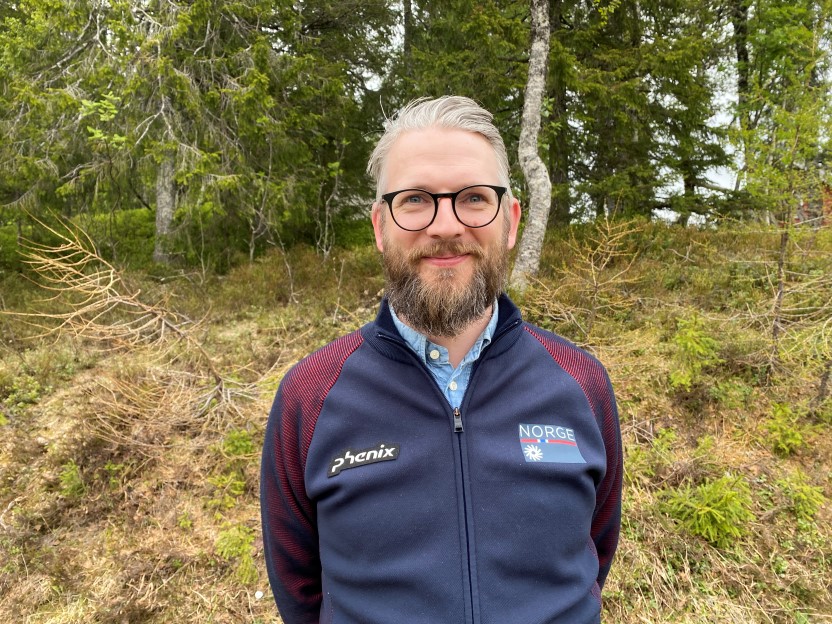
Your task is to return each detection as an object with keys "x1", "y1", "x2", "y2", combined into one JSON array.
[{"x1": 425, "y1": 196, "x2": 465, "y2": 238}]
